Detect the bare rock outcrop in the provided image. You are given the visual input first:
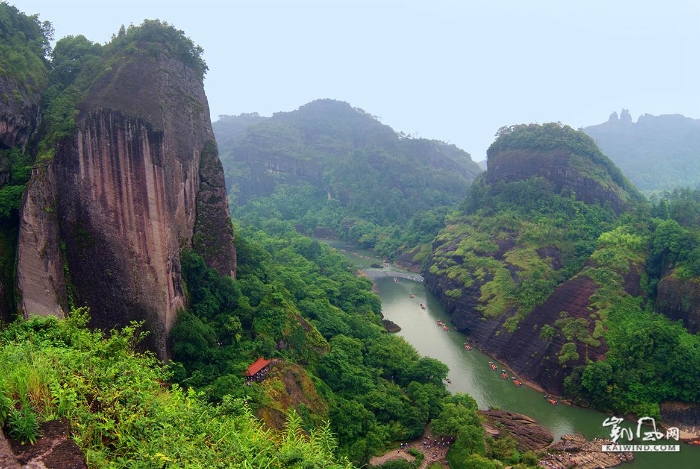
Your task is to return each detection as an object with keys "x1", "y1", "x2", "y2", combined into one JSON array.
[
  {"x1": 480, "y1": 409, "x2": 553, "y2": 451},
  {"x1": 0, "y1": 70, "x2": 46, "y2": 323},
  {"x1": 2, "y1": 420, "x2": 87, "y2": 469},
  {"x1": 17, "y1": 52, "x2": 236, "y2": 358},
  {"x1": 540, "y1": 434, "x2": 633, "y2": 469},
  {"x1": 16, "y1": 164, "x2": 67, "y2": 318},
  {"x1": 655, "y1": 273, "x2": 700, "y2": 333},
  {"x1": 0, "y1": 74, "x2": 43, "y2": 151}
]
